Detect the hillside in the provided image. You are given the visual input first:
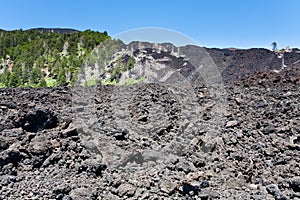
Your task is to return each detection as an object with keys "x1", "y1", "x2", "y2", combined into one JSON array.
[{"x1": 0, "y1": 29, "x2": 109, "y2": 87}]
